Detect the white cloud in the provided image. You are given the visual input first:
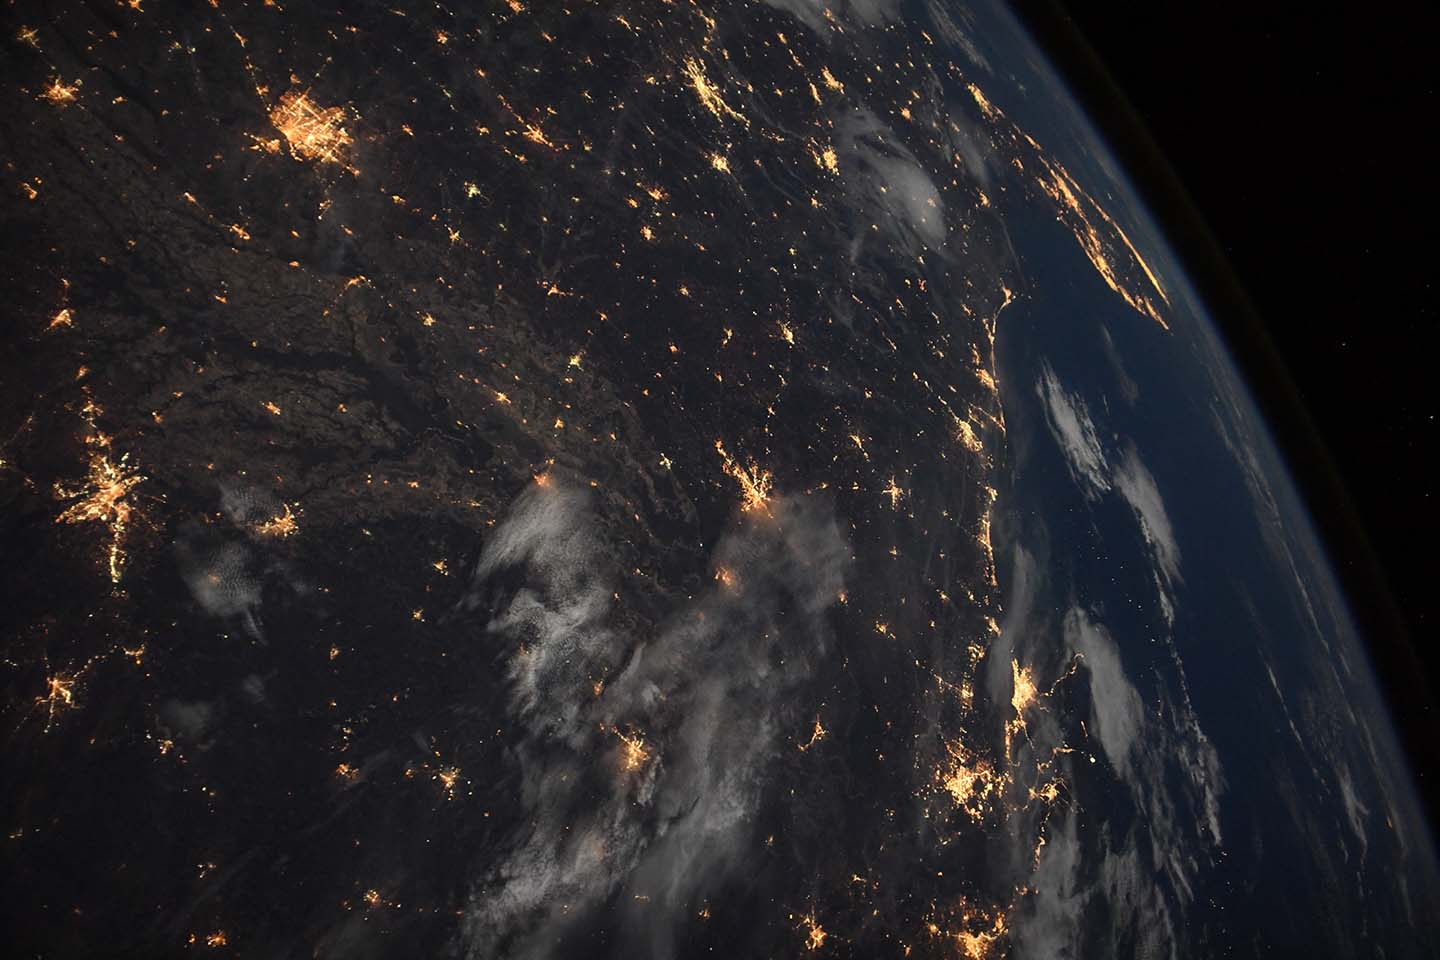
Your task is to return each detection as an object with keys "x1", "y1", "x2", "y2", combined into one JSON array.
[
  {"x1": 1065, "y1": 608, "x2": 1143, "y2": 774},
  {"x1": 177, "y1": 538, "x2": 263, "y2": 638},
  {"x1": 761, "y1": 0, "x2": 900, "y2": 34},
  {"x1": 1112, "y1": 446, "x2": 1180, "y2": 587},
  {"x1": 1035, "y1": 363, "x2": 1110, "y2": 499},
  {"x1": 1013, "y1": 810, "x2": 1085, "y2": 959},
  {"x1": 831, "y1": 109, "x2": 950, "y2": 260},
  {"x1": 466, "y1": 483, "x2": 620, "y2": 741},
  {"x1": 1335, "y1": 762, "x2": 1370, "y2": 861},
  {"x1": 945, "y1": 112, "x2": 999, "y2": 188},
  {"x1": 1035, "y1": 366, "x2": 1184, "y2": 623},
  {"x1": 462, "y1": 481, "x2": 848, "y2": 958},
  {"x1": 1096, "y1": 842, "x2": 1179, "y2": 960},
  {"x1": 1111, "y1": 444, "x2": 1182, "y2": 622},
  {"x1": 922, "y1": 1, "x2": 992, "y2": 73},
  {"x1": 868, "y1": 155, "x2": 947, "y2": 248},
  {"x1": 1065, "y1": 606, "x2": 1224, "y2": 906}
]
